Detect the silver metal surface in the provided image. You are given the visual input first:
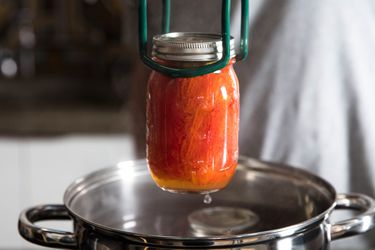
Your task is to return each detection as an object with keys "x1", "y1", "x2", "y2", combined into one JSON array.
[
  {"x1": 152, "y1": 32, "x2": 235, "y2": 61},
  {"x1": 18, "y1": 204, "x2": 77, "y2": 248},
  {"x1": 18, "y1": 157, "x2": 375, "y2": 249},
  {"x1": 64, "y1": 157, "x2": 335, "y2": 242},
  {"x1": 331, "y1": 193, "x2": 375, "y2": 240}
]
